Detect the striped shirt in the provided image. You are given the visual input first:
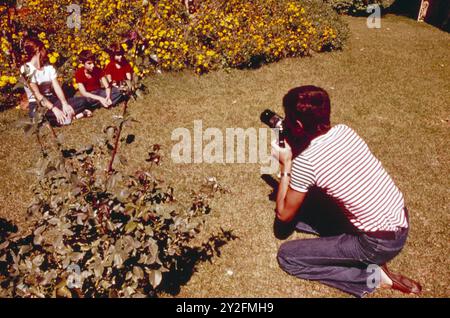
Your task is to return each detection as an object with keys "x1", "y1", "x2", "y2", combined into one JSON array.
[{"x1": 290, "y1": 124, "x2": 408, "y2": 232}]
